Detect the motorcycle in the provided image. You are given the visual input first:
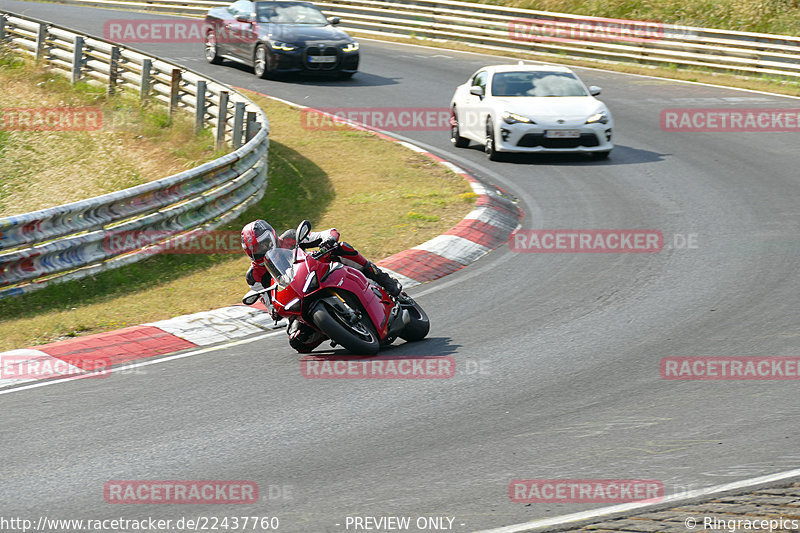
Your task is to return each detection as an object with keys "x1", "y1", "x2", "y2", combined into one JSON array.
[{"x1": 242, "y1": 220, "x2": 430, "y2": 355}]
